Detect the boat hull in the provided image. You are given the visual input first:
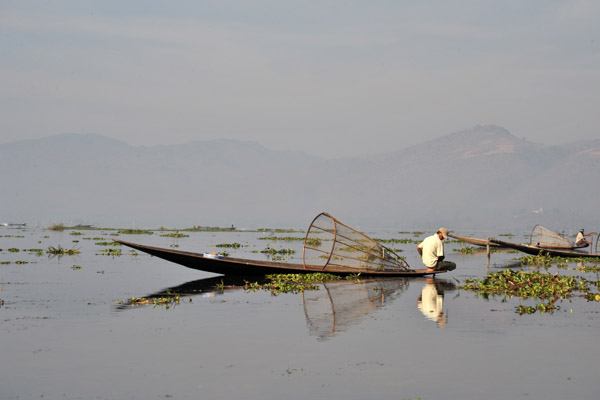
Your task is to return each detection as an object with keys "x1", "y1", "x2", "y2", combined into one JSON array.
[
  {"x1": 489, "y1": 238, "x2": 600, "y2": 258},
  {"x1": 449, "y1": 234, "x2": 500, "y2": 247},
  {"x1": 114, "y1": 239, "x2": 445, "y2": 277}
]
